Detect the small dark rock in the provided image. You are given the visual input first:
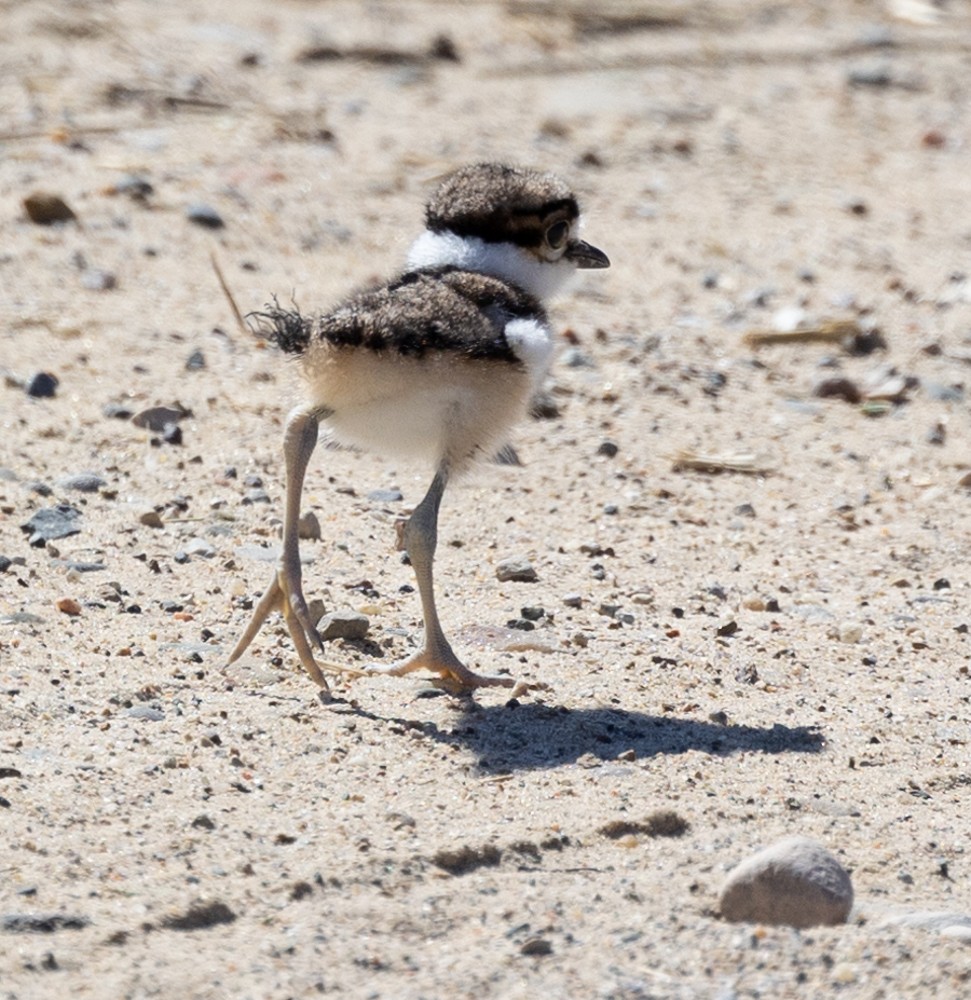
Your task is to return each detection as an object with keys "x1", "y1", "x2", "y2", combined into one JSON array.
[
  {"x1": 716, "y1": 619, "x2": 739, "y2": 637},
  {"x1": 429, "y1": 32, "x2": 460, "y2": 62},
  {"x1": 57, "y1": 473, "x2": 106, "y2": 493},
  {"x1": 21, "y1": 504, "x2": 82, "y2": 546},
  {"x1": 496, "y1": 557, "x2": 538, "y2": 583},
  {"x1": 290, "y1": 881, "x2": 314, "y2": 901},
  {"x1": 506, "y1": 619, "x2": 536, "y2": 631},
  {"x1": 520, "y1": 937, "x2": 553, "y2": 957},
  {"x1": 102, "y1": 402, "x2": 134, "y2": 420},
  {"x1": 25, "y1": 372, "x2": 59, "y2": 398},
  {"x1": 161, "y1": 423, "x2": 183, "y2": 446},
  {"x1": 0, "y1": 556, "x2": 11, "y2": 573},
  {"x1": 186, "y1": 203, "x2": 225, "y2": 229},
  {"x1": 241, "y1": 487, "x2": 270, "y2": 504},
  {"x1": 185, "y1": 349, "x2": 206, "y2": 371},
  {"x1": 733, "y1": 503, "x2": 756, "y2": 518},
  {"x1": 430, "y1": 844, "x2": 501, "y2": 875},
  {"x1": 847, "y1": 63, "x2": 892, "y2": 88},
  {"x1": 23, "y1": 192, "x2": 77, "y2": 225},
  {"x1": 736, "y1": 663, "x2": 760, "y2": 684},
  {"x1": 191, "y1": 814, "x2": 216, "y2": 831},
  {"x1": 932, "y1": 578, "x2": 951, "y2": 591},
  {"x1": 597, "y1": 440, "x2": 619, "y2": 457},
  {"x1": 111, "y1": 174, "x2": 154, "y2": 200},
  {"x1": 132, "y1": 404, "x2": 191, "y2": 432},
  {"x1": 926, "y1": 422, "x2": 946, "y2": 445},
  {"x1": 316, "y1": 610, "x2": 369, "y2": 641},
  {"x1": 813, "y1": 377, "x2": 862, "y2": 404},
  {"x1": 844, "y1": 327, "x2": 887, "y2": 356}
]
